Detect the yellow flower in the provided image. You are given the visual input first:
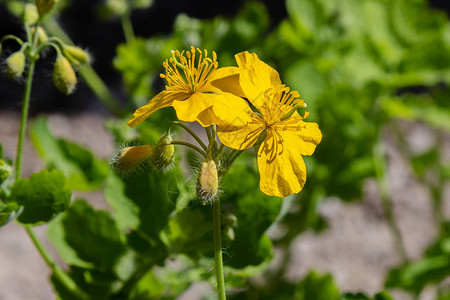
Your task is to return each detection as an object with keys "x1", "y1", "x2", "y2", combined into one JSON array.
[
  {"x1": 216, "y1": 52, "x2": 322, "y2": 197},
  {"x1": 128, "y1": 46, "x2": 250, "y2": 128}
]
